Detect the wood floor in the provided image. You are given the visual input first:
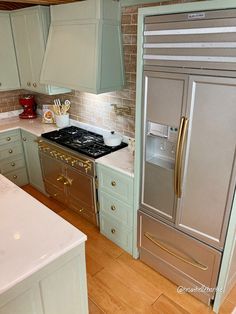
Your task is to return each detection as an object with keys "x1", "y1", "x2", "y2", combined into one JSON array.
[{"x1": 22, "y1": 185, "x2": 236, "y2": 314}]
